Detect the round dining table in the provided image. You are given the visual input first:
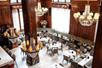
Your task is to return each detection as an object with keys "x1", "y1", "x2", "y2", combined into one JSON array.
[{"x1": 63, "y1": 49, "x2": 76, "y2": 59}]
